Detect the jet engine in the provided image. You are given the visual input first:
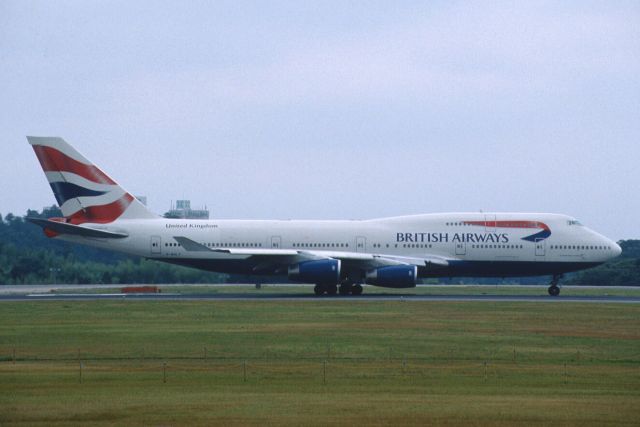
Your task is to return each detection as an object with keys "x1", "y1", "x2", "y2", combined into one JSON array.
[
  {"x1": 365, "y1": 265, "x2": 417, "y2": 288},
  {"x1": 288, "y1": 259, "x2": 341, "y2": 284}
]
